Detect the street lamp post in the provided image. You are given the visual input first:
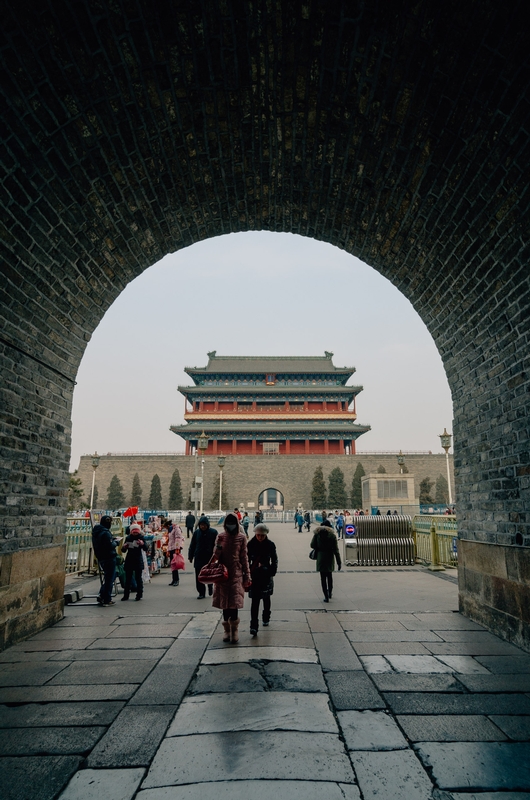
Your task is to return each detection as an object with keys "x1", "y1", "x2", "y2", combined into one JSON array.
[
  {"x1": 397, "y1": 450, "x2": 405, "y2": 474},
  {"x1": 197, "y1": 432, "x2": 209, "y2": 514},
  {"x1": 439, "y1": 428, "x2": 453, "y2": 506},
  {"x1": 89, "y1": 452, "x2": 100, "y2": 511},
  {"x1": 217, "y1": 453, "x2": 225, "y2": 511}
]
